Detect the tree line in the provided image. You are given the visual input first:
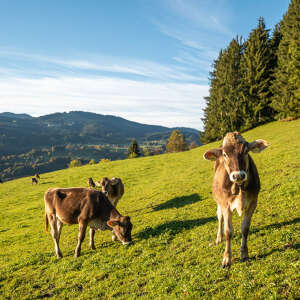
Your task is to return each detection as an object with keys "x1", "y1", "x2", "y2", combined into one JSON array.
[{"x1": 201, "y1": 0, "x2": 300, "y2": 143}]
